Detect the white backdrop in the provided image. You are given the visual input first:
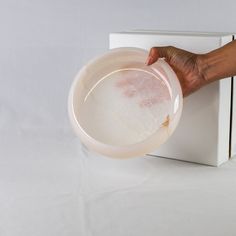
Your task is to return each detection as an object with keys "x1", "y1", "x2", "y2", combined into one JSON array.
[{"x1": 1, "y1": 1, "x2": 236, "y2": 235}]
